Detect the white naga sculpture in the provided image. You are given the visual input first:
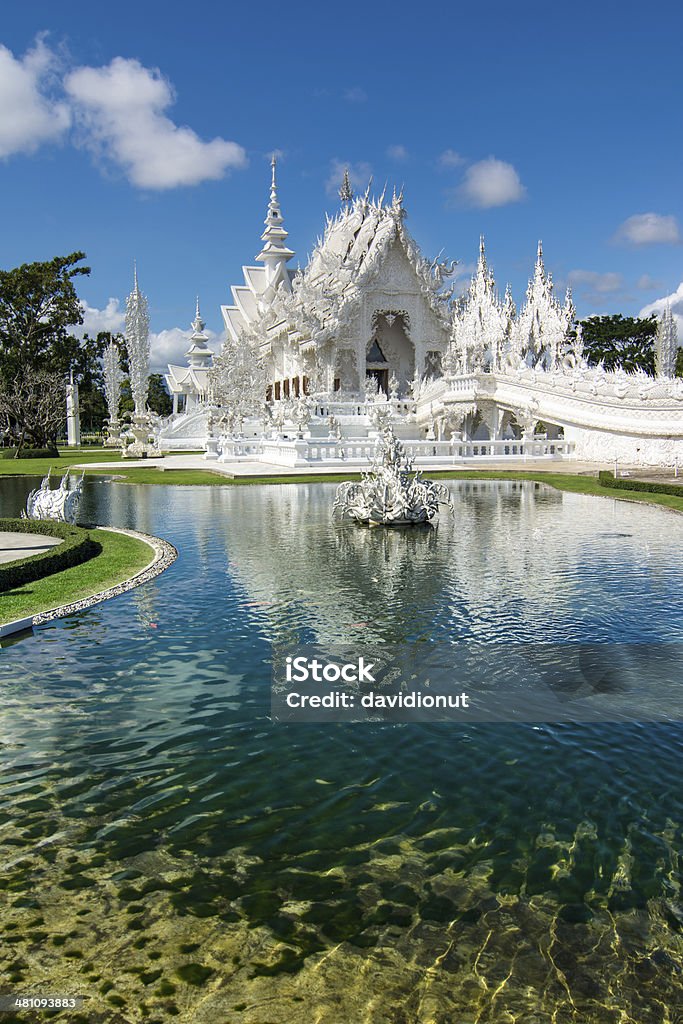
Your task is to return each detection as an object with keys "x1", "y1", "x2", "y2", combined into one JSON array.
[
  {"x1": 333, "y1": 427, "x2": 453, "y2": 526},
  {"x1": 24, "y1": 470, "x2": 85, "y2": 525}
]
